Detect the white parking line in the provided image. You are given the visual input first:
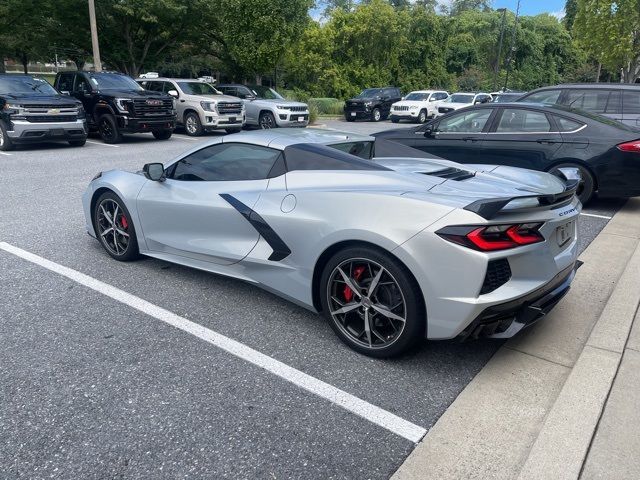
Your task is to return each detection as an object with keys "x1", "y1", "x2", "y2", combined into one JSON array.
[
  {"x1": 86, "y1": 140, "x2": 120, "y2": 148},
  {"x1": 580, "y1": 212, "x2": 613, "y2": 220},
  {"x1": 173, "y1": 135, "x2": 201, "y2": 141},
  {"x1": 0, "y1": 151, "x2": 12, "y2": 156},
  {"x1": 0, "y1": 241, "x2": 427, "y2": 444}
]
